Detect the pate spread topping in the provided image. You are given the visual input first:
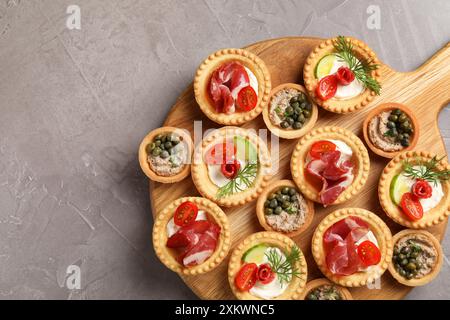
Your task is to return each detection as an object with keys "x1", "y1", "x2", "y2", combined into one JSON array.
[
  {"x1": 393, "y1": 233, "x2": 437, "y2": 280},
  {"x1": 269, "y1": 89, "x2": 312, "y2": 130},
  {"x1": 147, "y1": 132, "x2": 188, "y2": 177},
  {"x1": 306, "y1": 285, "x2": 342, "y2": 300}
]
